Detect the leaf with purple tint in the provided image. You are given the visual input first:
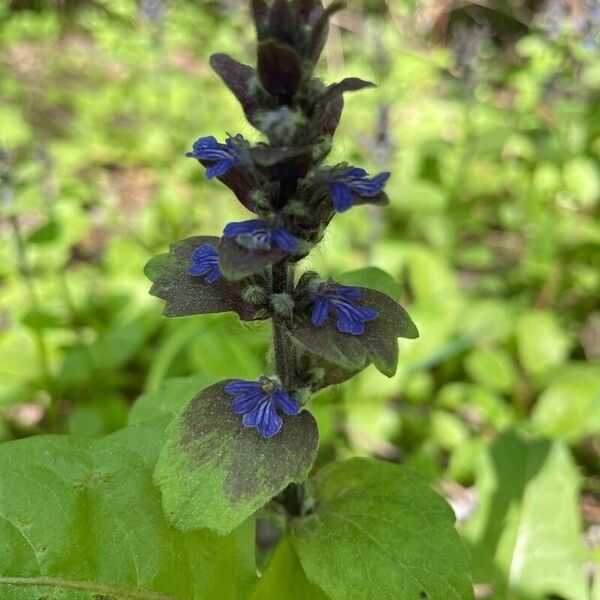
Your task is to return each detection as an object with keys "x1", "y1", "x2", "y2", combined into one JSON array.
[
  {"x1": 145, "y1": 236, "x2": 265, "y2": 321},
  {"x1": 154, "y1": 381, "x2": 319, "y2": 535}
]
